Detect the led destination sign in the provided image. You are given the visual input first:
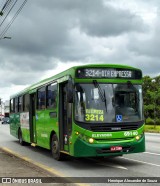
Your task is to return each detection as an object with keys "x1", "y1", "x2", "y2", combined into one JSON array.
[{"x1": 76, "y1": 68, "x2": 142, "y2": 79}]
